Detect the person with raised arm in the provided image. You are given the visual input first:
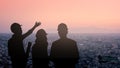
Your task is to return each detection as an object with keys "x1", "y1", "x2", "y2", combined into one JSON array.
[{"x1": 8, "y1": 22, "x2": 41, "y2": 68}]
